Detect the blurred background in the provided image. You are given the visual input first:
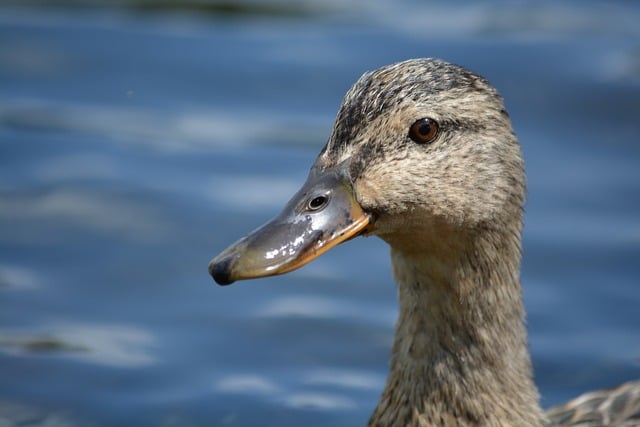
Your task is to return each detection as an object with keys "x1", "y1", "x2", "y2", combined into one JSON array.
[{"x1": 1, "y1": 1, "x2": 639, "y2": 426}]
